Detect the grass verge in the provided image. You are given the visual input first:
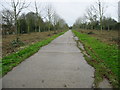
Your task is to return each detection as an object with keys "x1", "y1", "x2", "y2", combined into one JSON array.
[
  {"x1": 2, "y1": 31, "x2": 65, "y2": 76},
  {"x1": 72, "y1": 30, "x2": 119, "y2": 88}
]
